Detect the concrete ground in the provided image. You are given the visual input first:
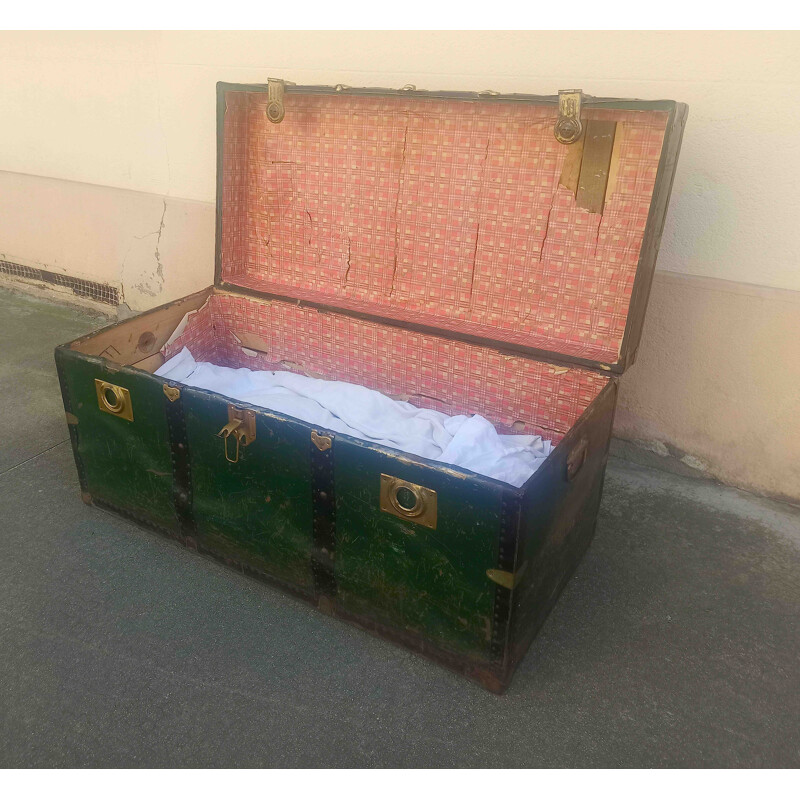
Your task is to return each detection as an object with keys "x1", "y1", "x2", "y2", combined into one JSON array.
[{"x1": 1, "y1": 284, "x2": 798, "y2": 768}]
